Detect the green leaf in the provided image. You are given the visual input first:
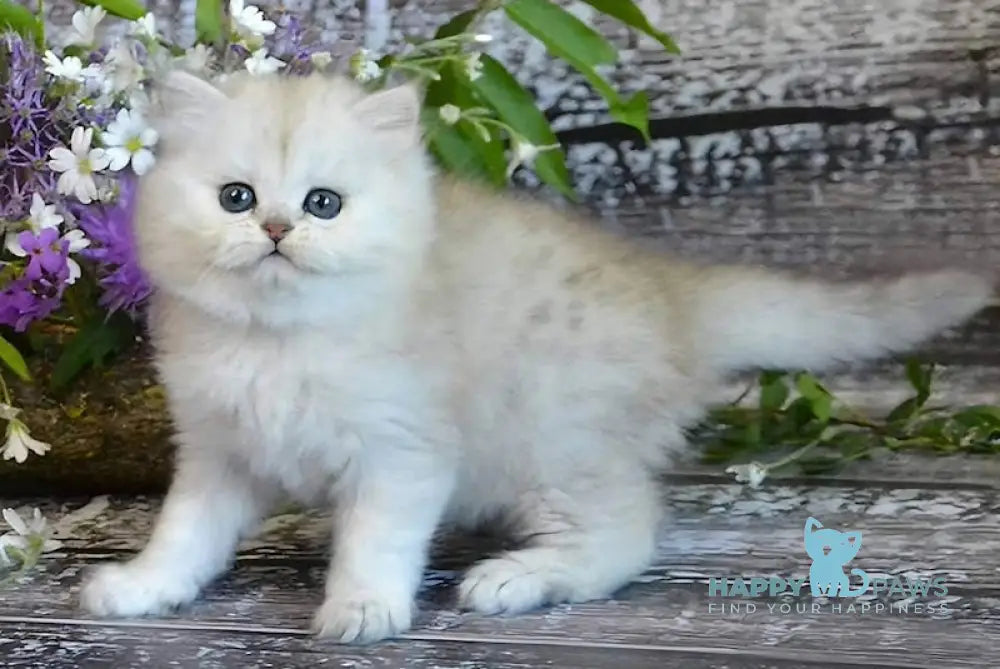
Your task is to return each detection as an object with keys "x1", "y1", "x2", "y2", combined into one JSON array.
[
  {"x1": 577, "y1": 0, "x2": 680, "y2": 53},
  {"x1": 50, "y1": 315, "x2": 134, "y2": 392},
  {"x1": 0, "y1": 0, "x2": 42, "y2": 46},
  {"x1": 77, "y1": 0, "x2": 147, "y2": 21},
  {"x1": 886, "y1": 397, "x2": 921, "y2": 424},
  {"x1": 504, "y1": 0, "x2": 651, "y2": 140},
  {"x1": 422, "y1": 63, "x2": 507, "y2": 185},
  {"x1": 830, "y1": 431, "x2": 874, "y2": 460},
  {"x1": 611, "y1": 91, "x2": 651, "y2": 142},
  {"x1": 426, "y1": 116, "x2": 506, "y2": 186},
  {"x1": 758, "y1": 372, "x2": 789, "y2": 413},
  {"x1": 904, "y1": 359, "x2": 933, "y2": 401},
  {"x1": 61, "y1": 45, "x2": 90, "y2": 58},
  {"x1": 505, "y1": 0, "x2": 617, "y2": 68},
  {"x1": 785, "y1": 396, "x2": 818, "y2": 428},
  {"x1": 795, "y1": 373, "x2": 833, "y2": 423},
  {"x1": 472, "y1": 55, "x2": 575, "y2": 198},
  {"x1": 742, "y1": 419, "x2": 762, "y2": 447},
  {"x1": 0, "y1": 334, "x2": 31, "y2": 382},
  {"x1": 951, "y1": 405, "x2": 1000, "y2": 429},
  {"x1": 195, "y1": 0, "x2": 224, "y2": 44},
  {"x1": 435, "y1": 8, "x2": 478, "y2": 39}
]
